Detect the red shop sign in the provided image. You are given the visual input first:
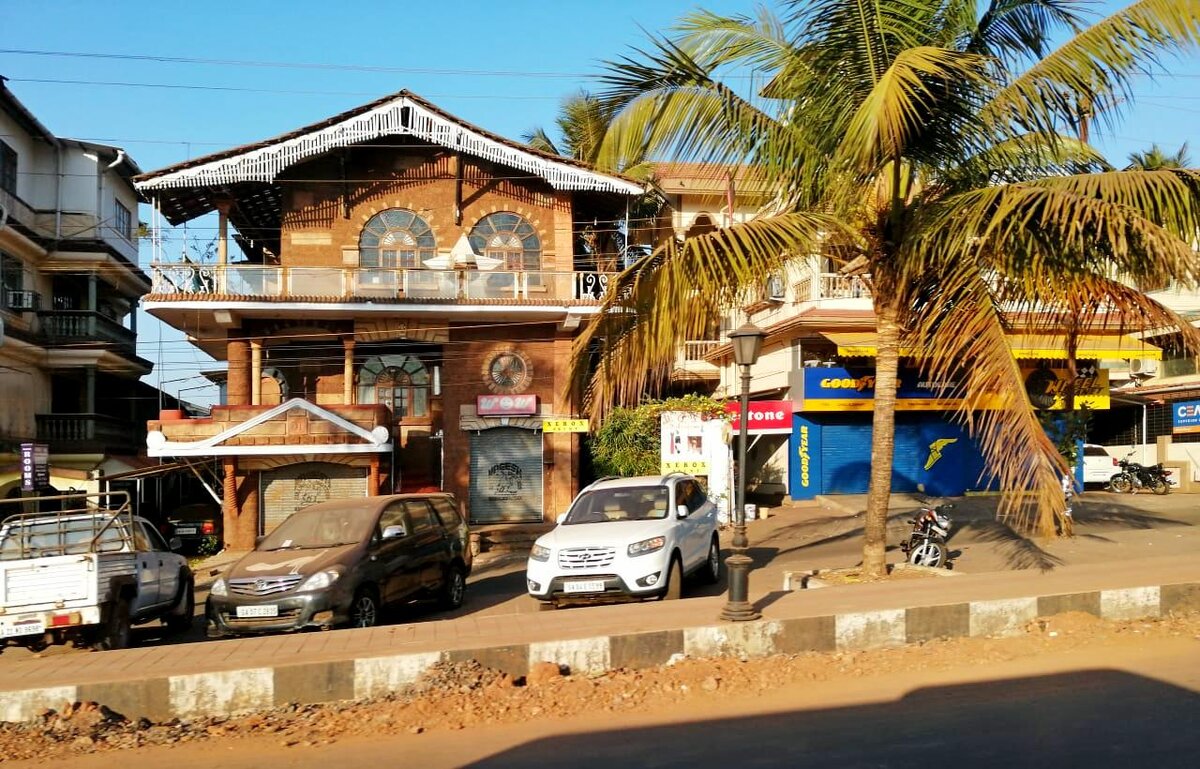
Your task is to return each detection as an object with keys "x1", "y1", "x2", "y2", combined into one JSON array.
[
  {"x1": 477, "y1": 394, "x2": 539, "y2": 416},
  {"x1": 727, "y1": 400, "x2": 794, "y2": 434}
]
